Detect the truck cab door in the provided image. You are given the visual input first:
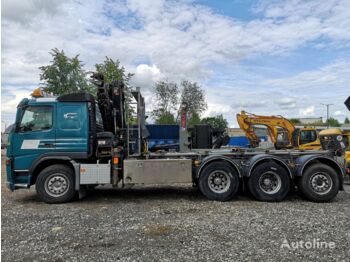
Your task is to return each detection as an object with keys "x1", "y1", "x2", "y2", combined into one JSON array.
[
  {"x1": 11, "y1": 105, "x2": 56, "y2": 171},
  {"x1": 55, "y1": 103, "x2": 89, "y2": 154}
]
